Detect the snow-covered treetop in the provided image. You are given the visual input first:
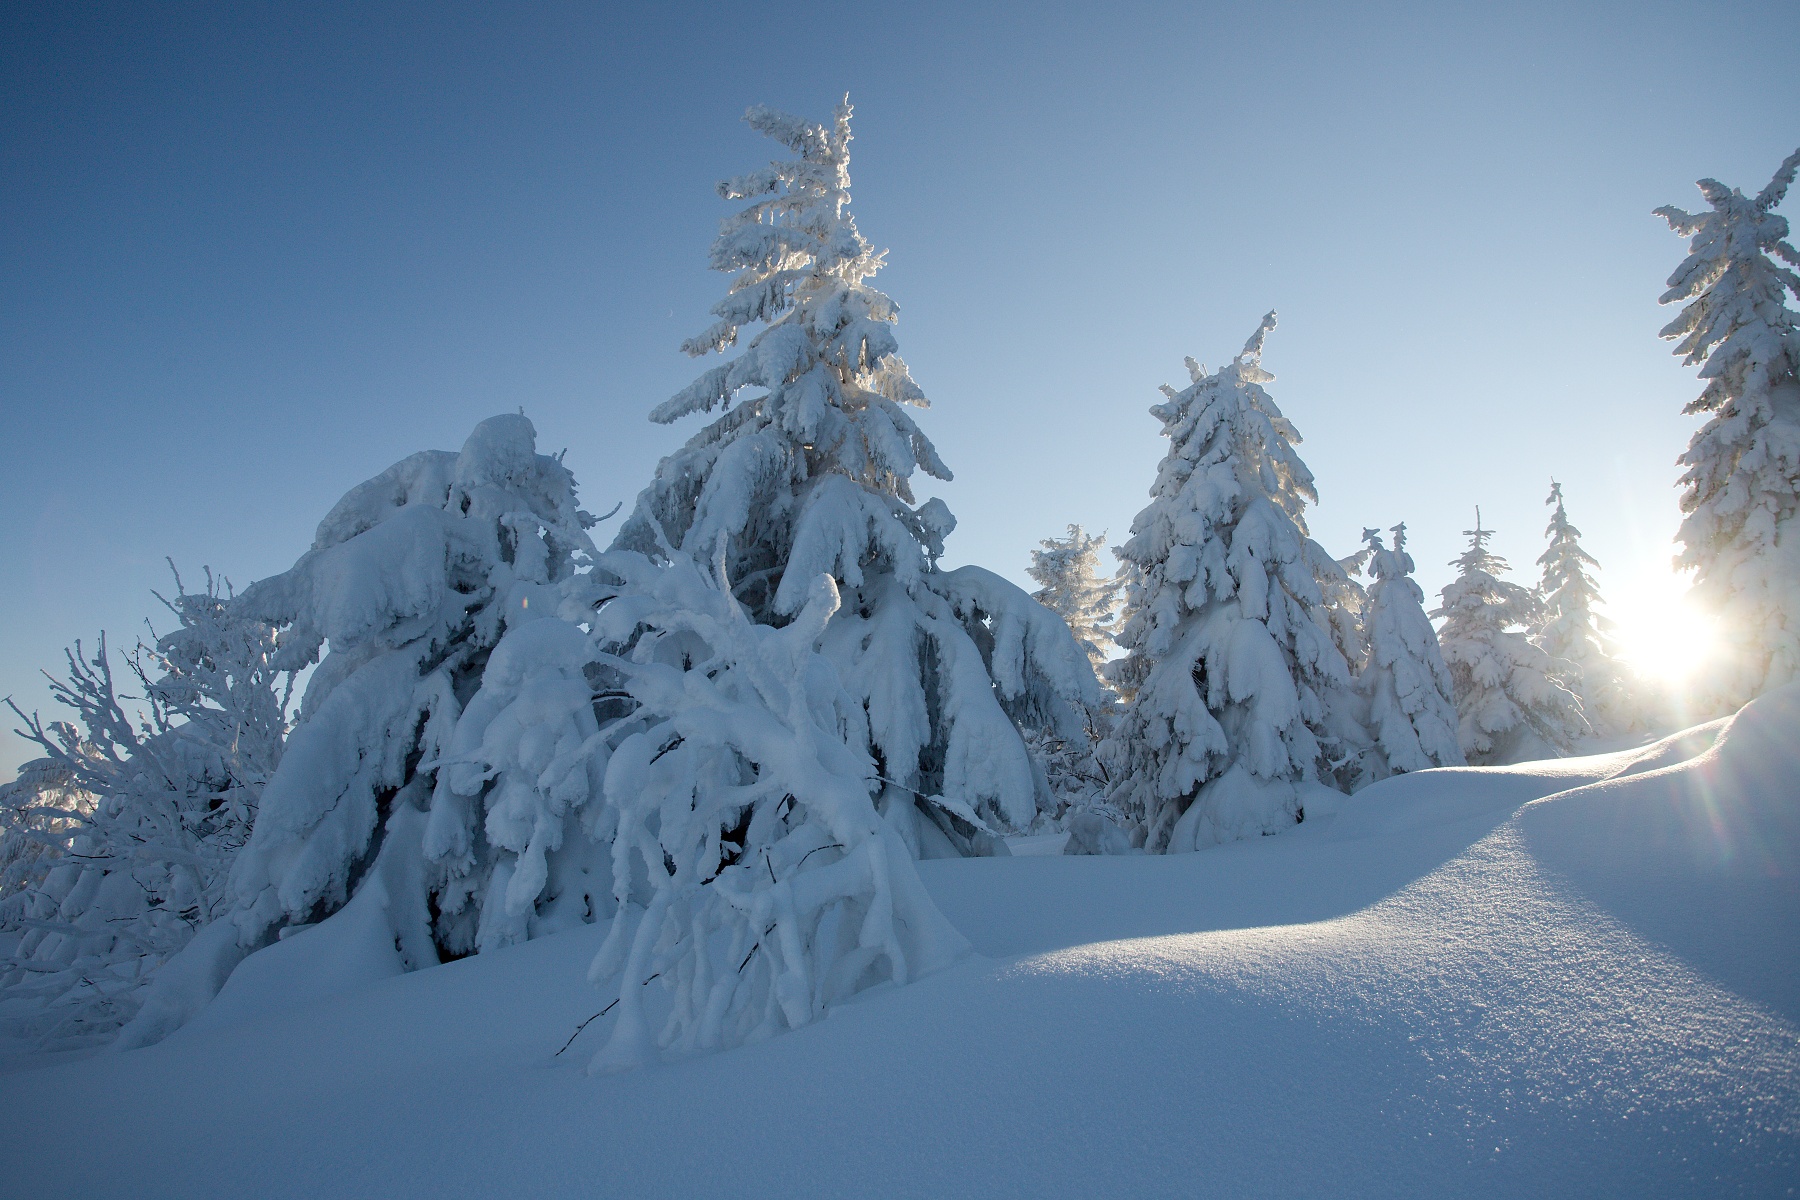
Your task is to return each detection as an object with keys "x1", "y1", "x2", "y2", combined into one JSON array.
[
  {"x1": 648, "y1": 99, "x2": 945, "y2": 496},
  {"x1": 1655, "y1": 148, "x2": 1800, "y2": 415},
  {"x1": 616, "y1": 100, "x2": 952, "y2": 619},
  {"x1": 1120, "y1": 311, "x2": 1327, "y2": 664},
  {"x1": 1437, "y1": 510, "x2": 1538, "y2": 631},
  {"x1": 1365, "y1": 522, "x2": 1419, "y2": 596},
  {"x1": 242, "y1": 413, "x2": 594, "y2": 676}
]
